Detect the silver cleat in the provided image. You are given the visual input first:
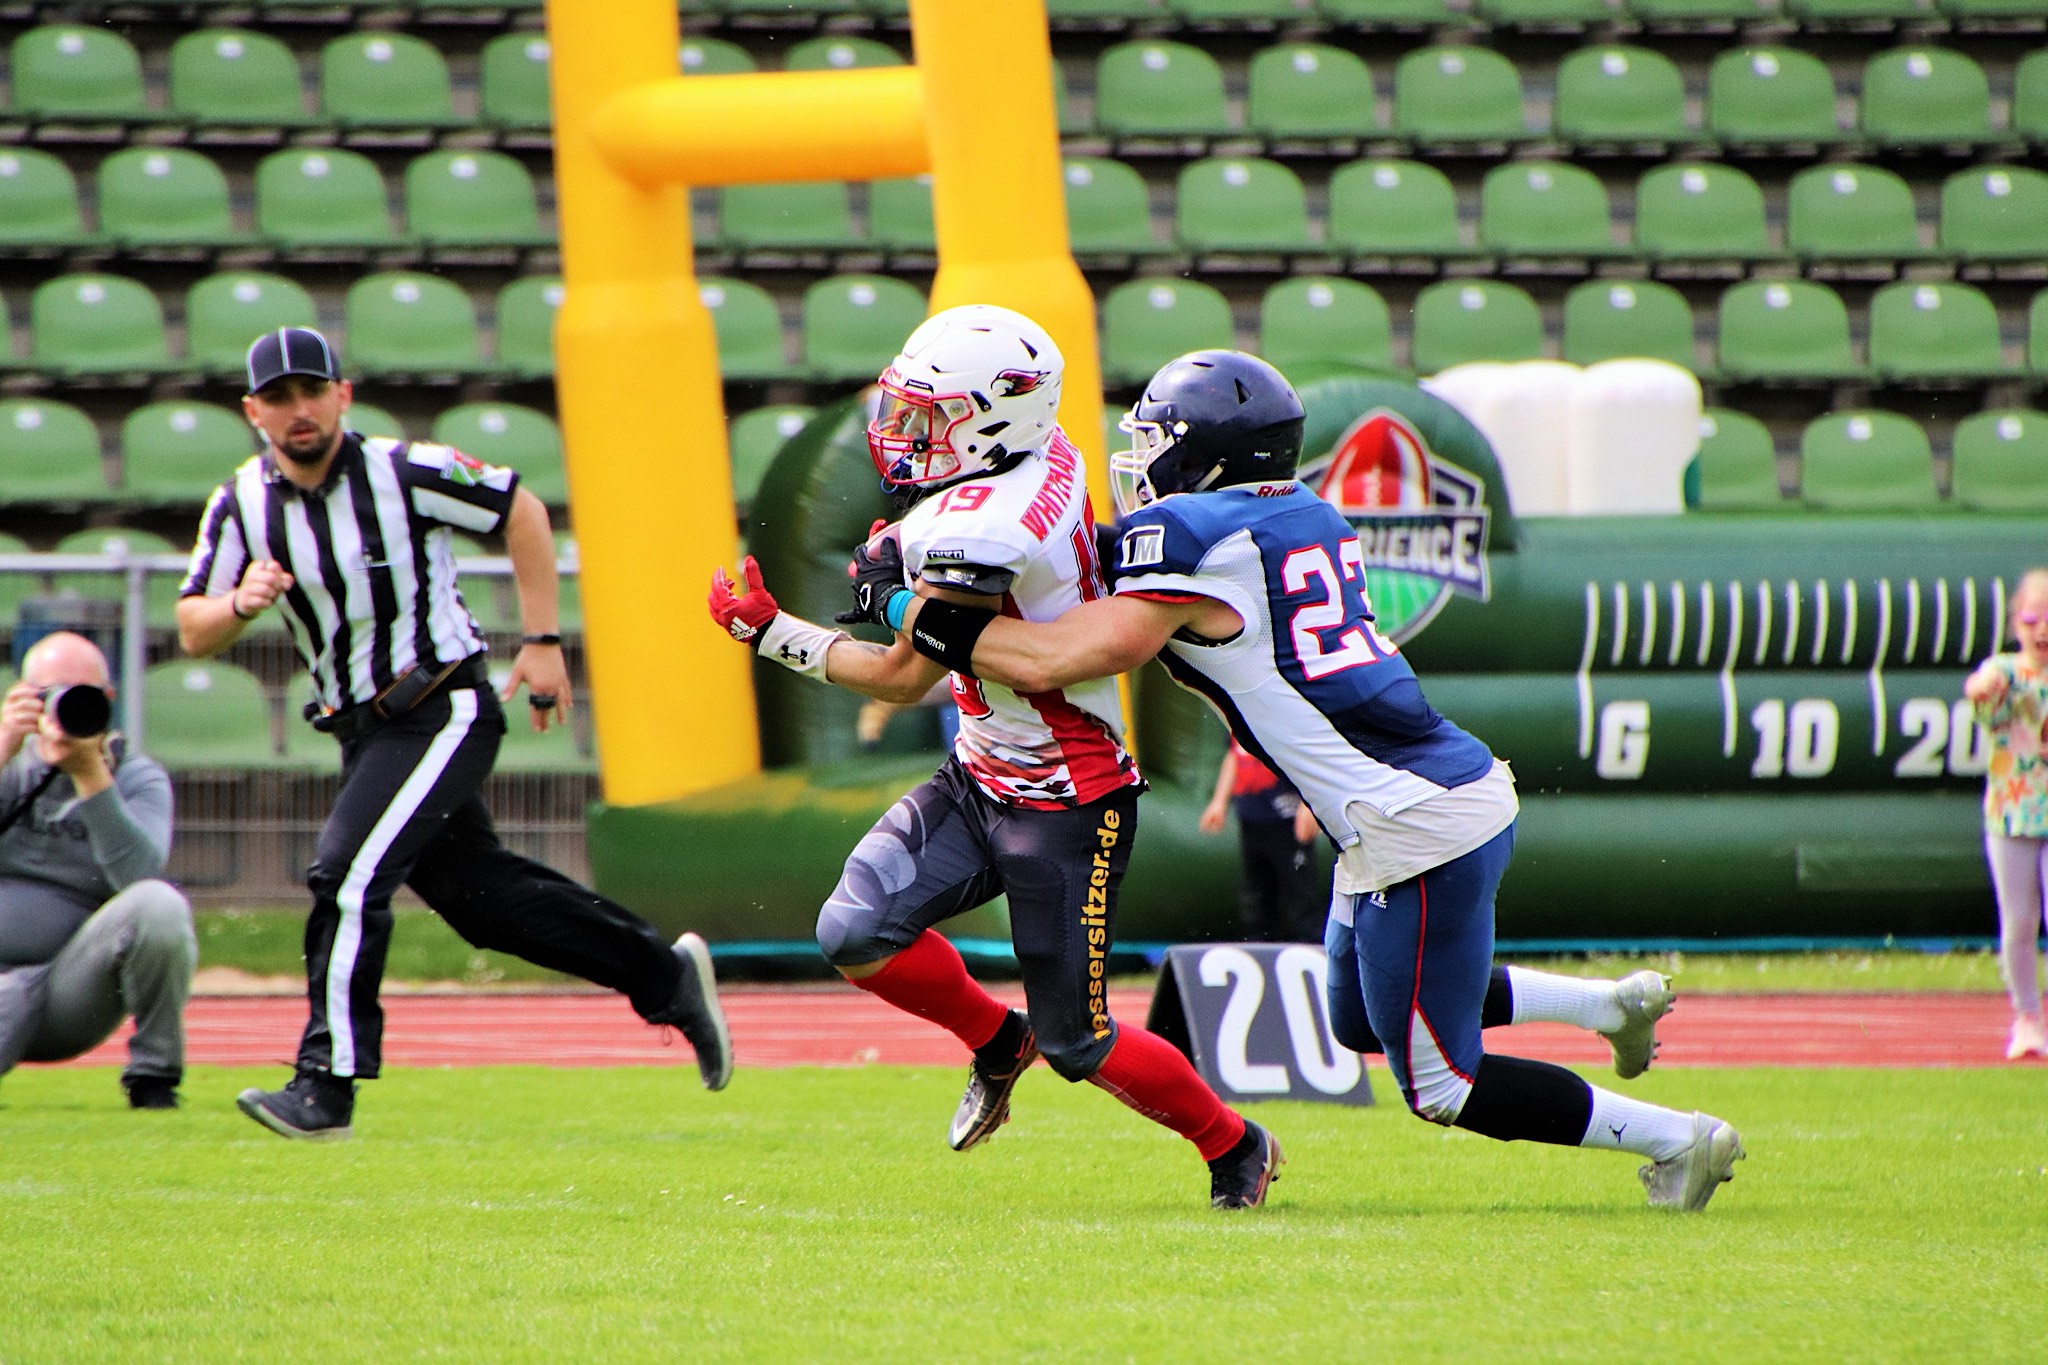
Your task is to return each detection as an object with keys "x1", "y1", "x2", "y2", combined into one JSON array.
[
  {"x1": 1640, "y1": 1112, "x2": 1744, "y2": 1212},
  {"x1": 1602, "y1": 970, "x2": 1675, "y2": 1080}
]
